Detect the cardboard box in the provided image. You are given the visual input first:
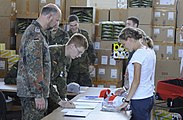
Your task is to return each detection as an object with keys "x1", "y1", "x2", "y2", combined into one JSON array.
[
  {"x1": 16, "y1": 0, "x2": 39, "y2": 18},
  {"x1": 87, "y1": 0, "x2": 118, "y2": 9},
  {"x1": 92, "y1": 80, "x2": 122, "y2": 88},
  {"x1": 110, "y1": 9, "x2": 128, "y2": 22},
  {"x1": 0, "y1": 58, "x2": 8, "y2": 78},
  {"x1": 155, "y1": 59, "x2": 180, "y2": 87},
  {"x1": 153, "y1": 8, "x2": 176, "y2": 26},
  {"x1": 0, "y1": 17, "x2": 15, "y2": 49},
  {"x1": 152, "y1": 26, "x2": 175, "y2": 43},
  {"x1": 153, "y1": 0, "x2": 177, "y2": 8},
  {"x1": 95, "y1": 9, "x2": 109, "y2": 23},
  {"x1": 177, "y1": 0, "x2": 183, "y2": 27},
  {"x1": 128, "y1": 8, "x2": 153, "y2": 25},
  {"x1": 97, "y1": 49, "x2": 123, "y2": 67},
  {"x1": 97, "y1": 65, "x2": 122, "y2": 81},
  {"x1": 174, "y1": 43, "x2": 183, "y2": 60},
  {"x1": 0, "y1": 0, "x2": 16, "y2": 17},
  {"x1": 100, "y1": 41, "x2": 115, "y2": 49},
  {"x1": 154, "y1": 42, "x2": 174, "y2": 60},
  {"x1": 138, "y1": 24, "x2": 152, "y2": 38},
  {"x1": 175, "y1": 28, "x2": 183, "y2": 44},
  {"x1": 79, "y1": 23, "x2": 95, "y2": 39}
]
